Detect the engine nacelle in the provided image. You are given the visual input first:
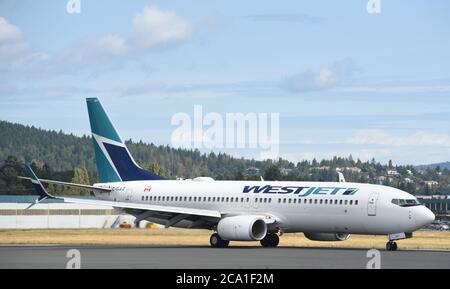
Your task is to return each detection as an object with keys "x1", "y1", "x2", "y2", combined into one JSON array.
[
  {"x1": 304, "y1": 233, "x2": 350, "y2": 241},
  {"x1": 217, "y1": 215, "x2": 267, "y2": 241}
]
